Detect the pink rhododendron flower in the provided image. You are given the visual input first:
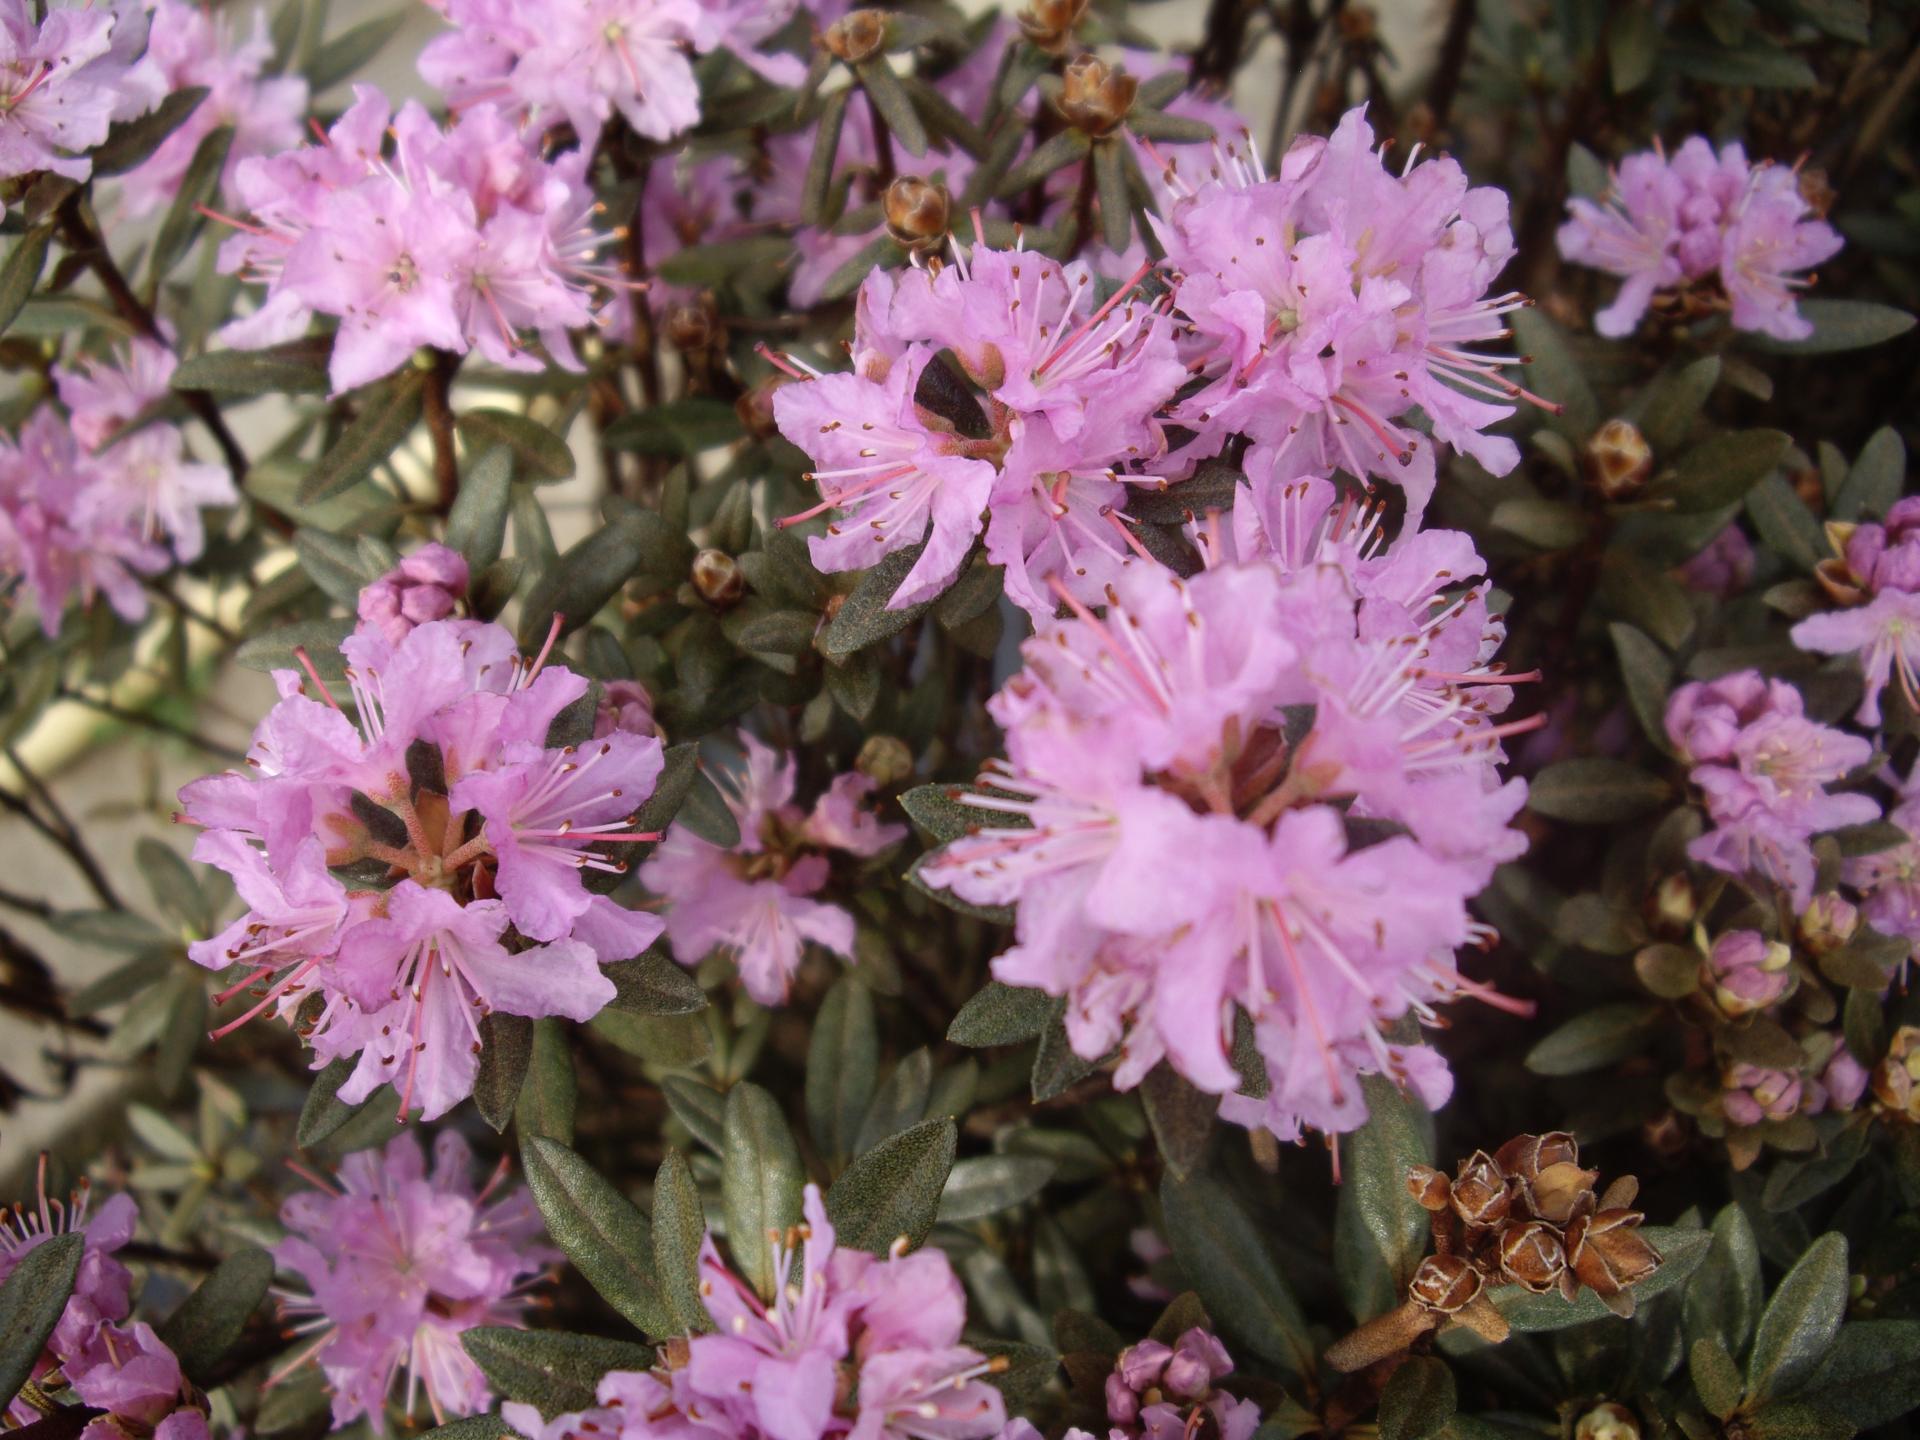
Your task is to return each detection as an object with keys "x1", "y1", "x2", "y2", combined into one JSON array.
[
  {"x1": 212, "y1": 87, "x2": 630, "y2": 393},
  {"x1": 68, "y1": 1321, "x2": 210, "y2": 1440},
  {"x1": 1666, "y1": 671, "x2": 1879, "y2": 908},
  {"x1": 179, "y1": 612, "x2": 666, "y2": 1121},
  {"x1": 1103, "y1": 1328, "x2": 1261, "y2": 1440},
  {"x1": 641, "y1": 733, "x2": 904, "y2": 1004},
  {"x1": 1792, "y1": 498, "x2": 1920, "y2": 726},
  {"x1": 0, "y1": 0, "x2": 156, "y2": 183},
  {"x1": 918, "y1": 526, "x2": 1534, "y2": 1142},
  {"x1": 1843, "y1": 768, "x2": 1920, "y2": 960},
  {"x1": 275, "y1": 1131, "x2": 554, "y2": 1432},
  {"x1": 356, "y1": 542, "x2": 470, "y2": 646},
  {"x1": 1151, "y1": 107, "x2": 1546, "y2": 527},
  {"x1": 1558, "y1": 137, "x2": 1842, "y2": 340},
  {"x1": 115, "y1": 0, "x2": 309, "y2": 218}
]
